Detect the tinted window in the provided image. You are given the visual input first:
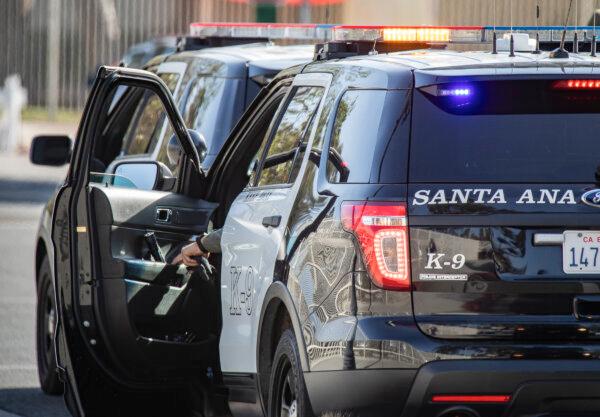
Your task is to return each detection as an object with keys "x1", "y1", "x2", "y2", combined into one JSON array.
[
  {"x1": 122, "y1": 72, "x2": 180, "y2": 156},
  {"x1": 257, "y1": 86, "x2": 324, "y2": 187},
  {"x1": 156, "y1": 76, "x2": 233, "y2": 171},
  {"x1": 327, "y1": 90, "x2": 410, "y2": 184},
  {"x1": 183, "y1": 77, "x2": 227, "y2": 148},
  {"x1": 246, "y1": 95, "x2": 287, "y2": 187},
  {"x1": 90, "y1": 86, "x2": 182, "y2": 191},
  {"x1": 411, "y1": 86, "x2": 600, "y2": 183}
]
